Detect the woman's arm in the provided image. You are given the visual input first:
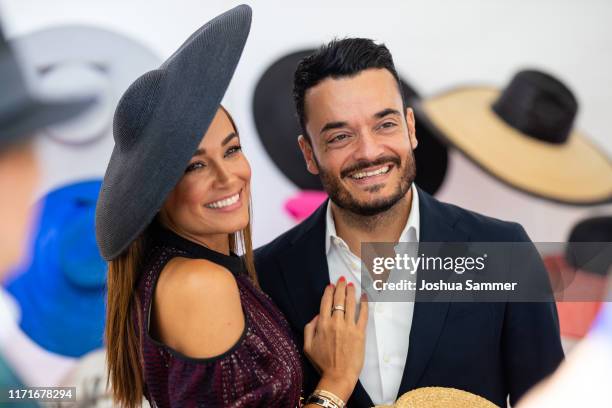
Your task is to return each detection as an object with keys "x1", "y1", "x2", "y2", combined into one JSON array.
[{"x1": 303, "y1": 277, "x2": 368, "y2": 407}]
